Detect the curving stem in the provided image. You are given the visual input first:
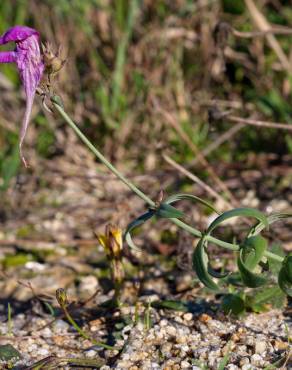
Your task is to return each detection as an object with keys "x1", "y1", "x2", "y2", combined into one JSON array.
[{"x1": 51, "y1": 97, "x2": 284, "y2": 264}]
